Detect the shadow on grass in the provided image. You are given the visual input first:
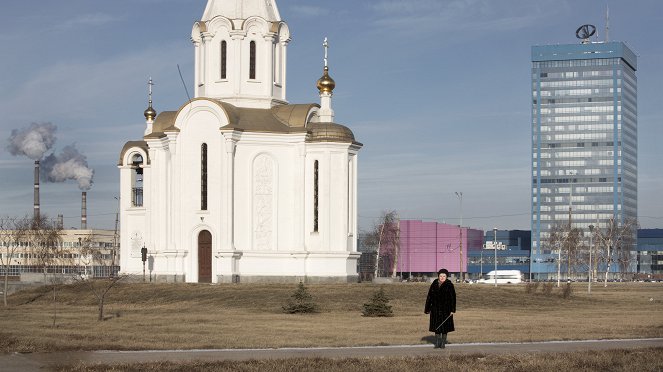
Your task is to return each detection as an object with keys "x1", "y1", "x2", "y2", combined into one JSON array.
[
  {"x1": 421, "y1": 335, "x2": 435, "y2": 345},
  {"x1": 421, "y1": 335, "x2": 453, "y2": 345}
]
